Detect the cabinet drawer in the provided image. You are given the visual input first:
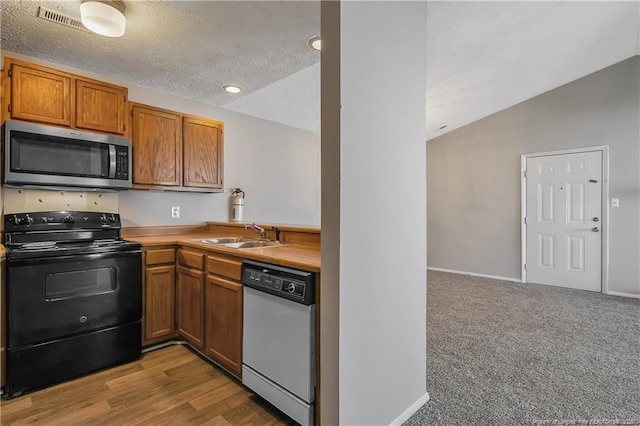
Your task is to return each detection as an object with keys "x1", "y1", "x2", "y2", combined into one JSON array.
[
  {"x1": 207, "y1": 254, "x2": 242, "y2": 281},
  {"x1": 146, "y1": 248, "x2": 176, "y2": 266},
  {"x1": 178, "y1": 249, "x2": 205, "y2": 270}
]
